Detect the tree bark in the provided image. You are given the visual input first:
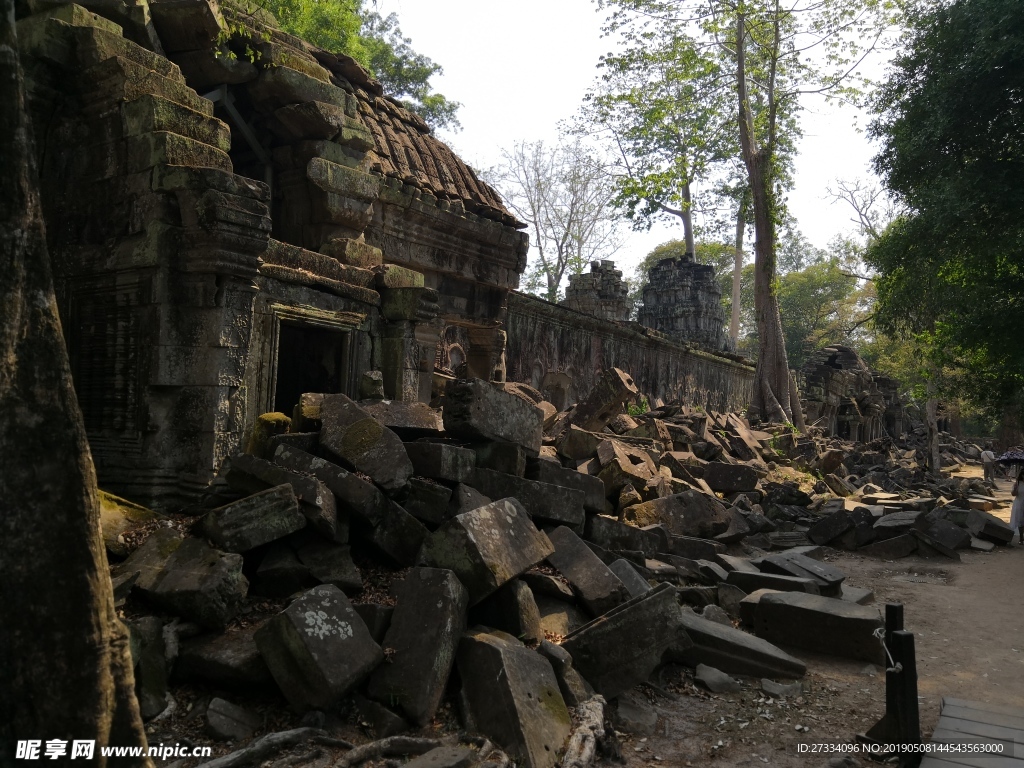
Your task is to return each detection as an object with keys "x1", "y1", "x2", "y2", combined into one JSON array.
[
  {"x1": 925, "y1": 377, "x2": 941, "y2": 477},
  {"x1": 681, "y1": 181, "x2": 695, "y2": 257},
  {"x1": 0, "y1": 3, "x2": 152, "y2": 764},
  {"x1": 730, "y1": 194, "x2": 747, "y2": 346},
  {"x1": 736, "y1": 12, "x2": 792, "y2": 423}
]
